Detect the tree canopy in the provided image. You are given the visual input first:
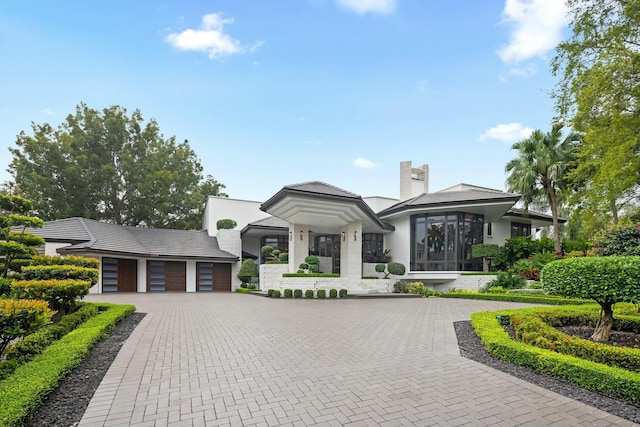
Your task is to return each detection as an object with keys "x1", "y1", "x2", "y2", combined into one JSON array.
[
  {"x1": 505, "y1": 124, "x2": 581, "y2": 252},
  {"x1": 553, "y1": 0, "x2": 640, "y2": 231},
  {"x1": 8, "y1": 103, "x2": 226, "y2": 229}
]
